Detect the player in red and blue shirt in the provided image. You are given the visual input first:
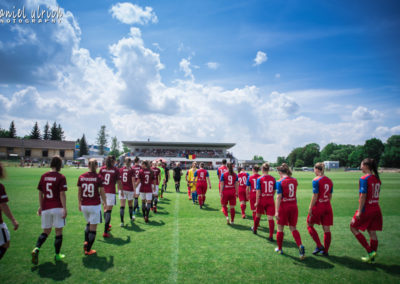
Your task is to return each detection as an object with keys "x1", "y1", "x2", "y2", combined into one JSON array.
[
  {"x1": 252, "y1": 163, "x2": 276, "y2": 240},
  {"x1": 237, "y1": 167, "x2": 250, "y2": 219},
  {"x1": 217, "y1": 159, "x2": 228, "y2": 191},
  {"x1": 275, "y1": 163, "x2": 305, "y2": 260},
  {"x1": 307, "y1": 163, "x2": 333, "y2": 256},
  {"x1": 194, "y1": 162, "x2": 211, "y2": 209},
  {"x1": 220, "y1": 163, "x2": 238, "y2": 224},
  {"x1": 246, "y1": 166, "x2": 261, "y2": 222},
  {"x1": 350, "y1": 158, "x2": 382, "y2": 263}
]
